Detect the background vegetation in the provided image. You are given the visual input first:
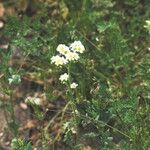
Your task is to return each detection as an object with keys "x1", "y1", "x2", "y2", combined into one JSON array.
[{"x1": 0, "y1": 0, "x2": 149, "y2": 149}]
